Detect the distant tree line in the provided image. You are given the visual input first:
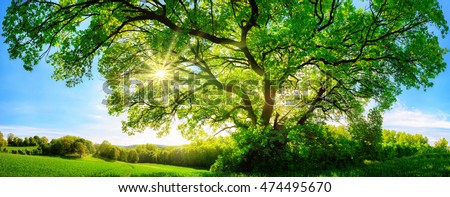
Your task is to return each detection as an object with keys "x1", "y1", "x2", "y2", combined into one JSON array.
[
  {"x1": 0, "y1": 130, "x2": 228, "y2": 169},
  {"x1": 94, "y1": 137, "x2": 229, "y2": 169},
  {"x1": 3, "y1": 133, "x2": 48, "y2": 147},
  {"x1": 210, "y1": 110, "x2": 450, "y2": 173},
  {"x1": 381, "y1": 130, "x2": 449, "y2": 159},
  {"x1": 0, "y1": 131, "x2": 95, "y2": 158},
  {"x1": 41, "y1": 135, "x2": 96, "y2": 157},
  {"x1": 1, "y1": 125, "x2": 449, "y2": 172}
]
